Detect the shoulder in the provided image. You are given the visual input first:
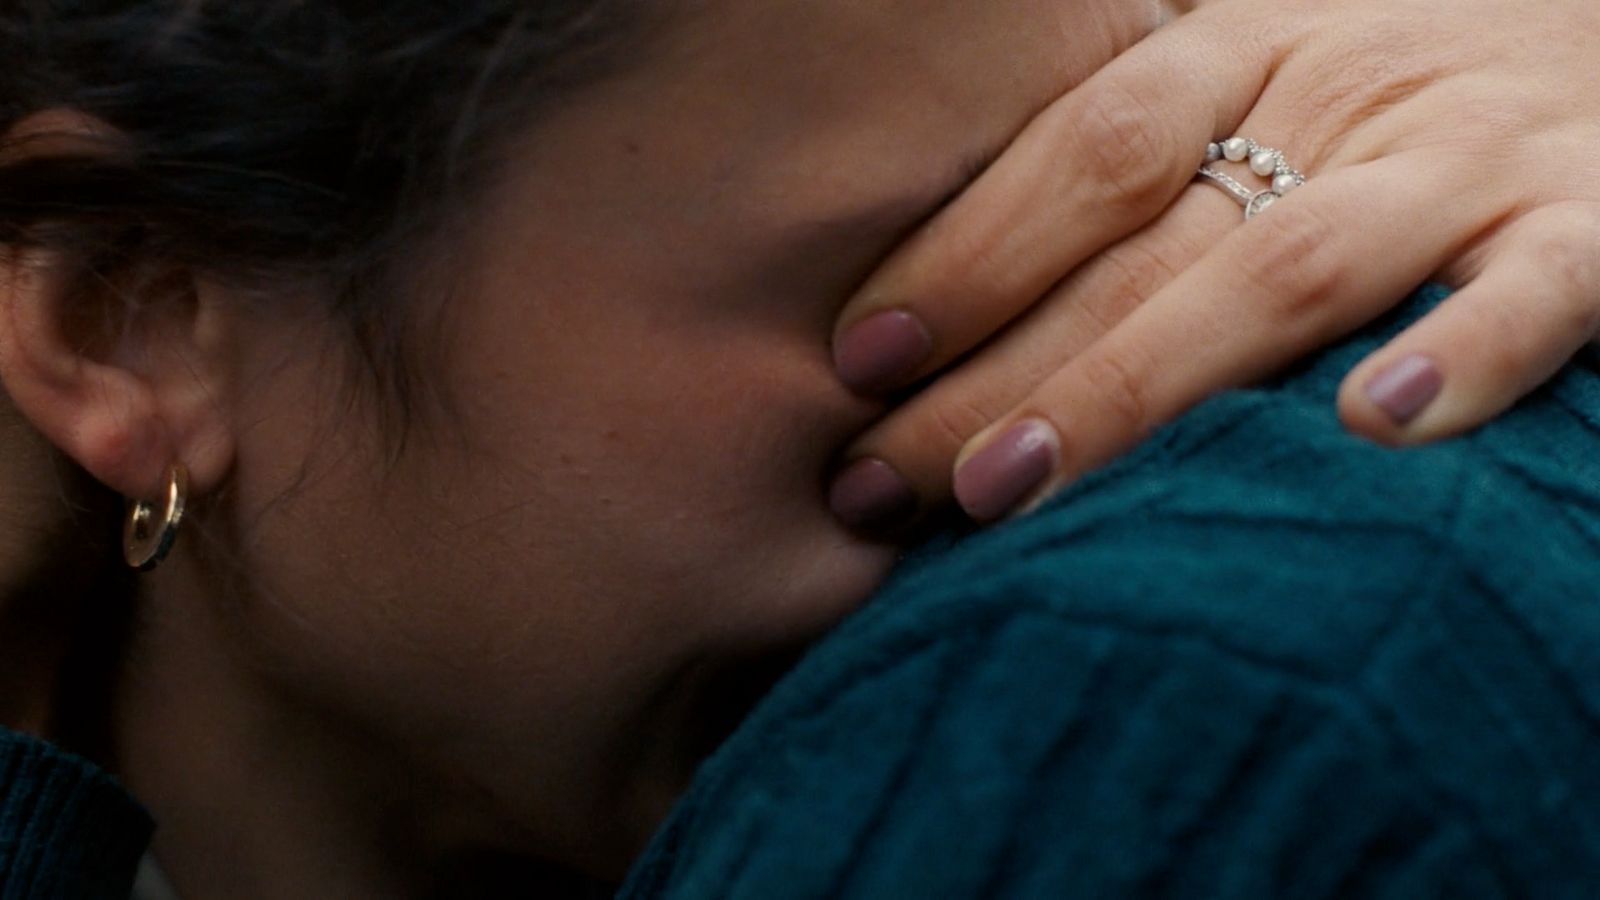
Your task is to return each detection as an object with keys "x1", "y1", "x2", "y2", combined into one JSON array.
[
  {"x1": 629, "y1": 577, "x2": 1519, "y2": 898},
  {"x1": 0, "y1": 728, "x2": 152, "y2": 899}
]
